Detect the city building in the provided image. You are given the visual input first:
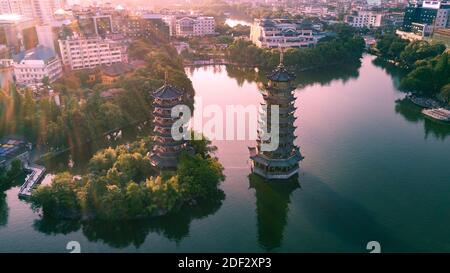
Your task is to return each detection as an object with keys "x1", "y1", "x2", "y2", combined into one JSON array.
[
  {"x1": 432, "y1": 27, "x2": 450, "y2": 46},
  {"x1": 32, "y1": 0, "x2": 64, "y2": 24},
  {"x1": 13, "y1": 45, "x2": 62, "y2": 85},
  {"x1": 77, "y1": 14, "x2": 114, "y2": 36},
  {"x1": 118, "y1": 14, "x2": 170, "y2": 39},
  {"x1": 345, "y1": 10, "x2": 383, "y2": 28},
  {"x1": 0, "y1": 14, "x2": 37, "y2": 53},
  {"x1": 149, "y1": 80, "x2": 189, "y2": 170},
  {"x1": 99, "y1": 61, "x2": 133, "y2": 84},
  {"x1": 402, "y1": 0, "x2": 450, "y2": 36},
  {"x1": 36, "y1": 24, "x2": 55, "y2": 51},
  {"x1": 0, "y1": 0, "x2": 34, "y2": 18},
  {"x1": 0, "y1": 139, "x2": 30, "y2": 171},
  {"x1": 170, "y1": 16, "x2": 215, "y2": 37},
  {"x1": 0, "y1": 0, "x2": 65, "y2": 24},
  {"x1": 250, "y1": 18, "x2": 316, "y2": 48},
  {"x1": 249, "y1": 53, "x2": 303, "y2": 179},
  {"x1": 382, "y1": 12, "x2": 405, "y2": 29},
  {"x1": 58, "y1": 35, "x2": 128, "y2": 70}
]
